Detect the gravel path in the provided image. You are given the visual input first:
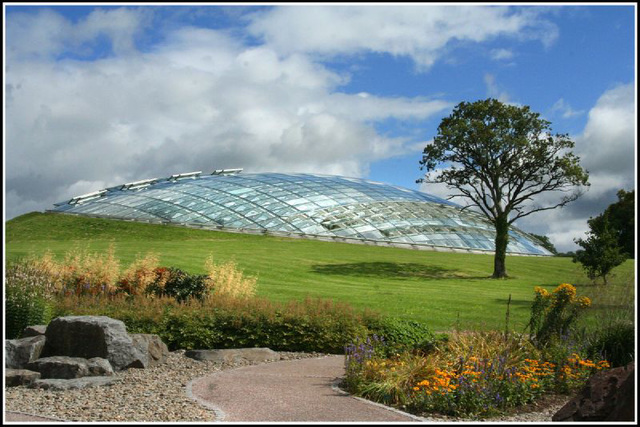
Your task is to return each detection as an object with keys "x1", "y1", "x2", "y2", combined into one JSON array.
[{"x1": 4, "y1": 350, "x2": 570, "y2": 423}]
